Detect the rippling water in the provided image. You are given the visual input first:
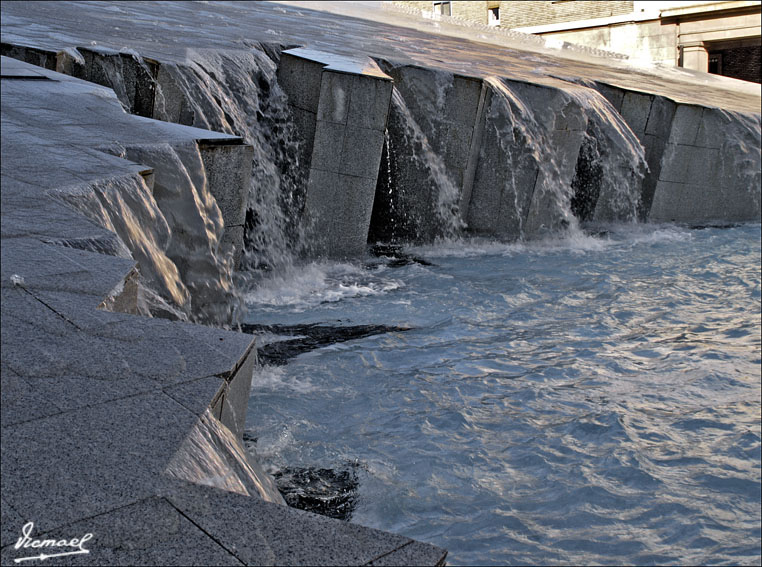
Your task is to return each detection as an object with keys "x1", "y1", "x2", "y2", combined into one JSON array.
[{"x1": 244, "y1": 224, "x2": 761, "y2": 566}]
